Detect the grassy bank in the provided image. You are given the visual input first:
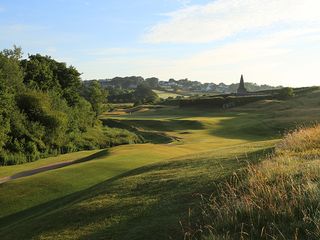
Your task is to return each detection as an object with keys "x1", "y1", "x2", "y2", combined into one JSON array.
[
  {"x1": 0, "y1": 88, "x2": 319, "y2": 239},
  {"x1": 186, "y1": 125, "x2": 320, "y2": 240}
]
